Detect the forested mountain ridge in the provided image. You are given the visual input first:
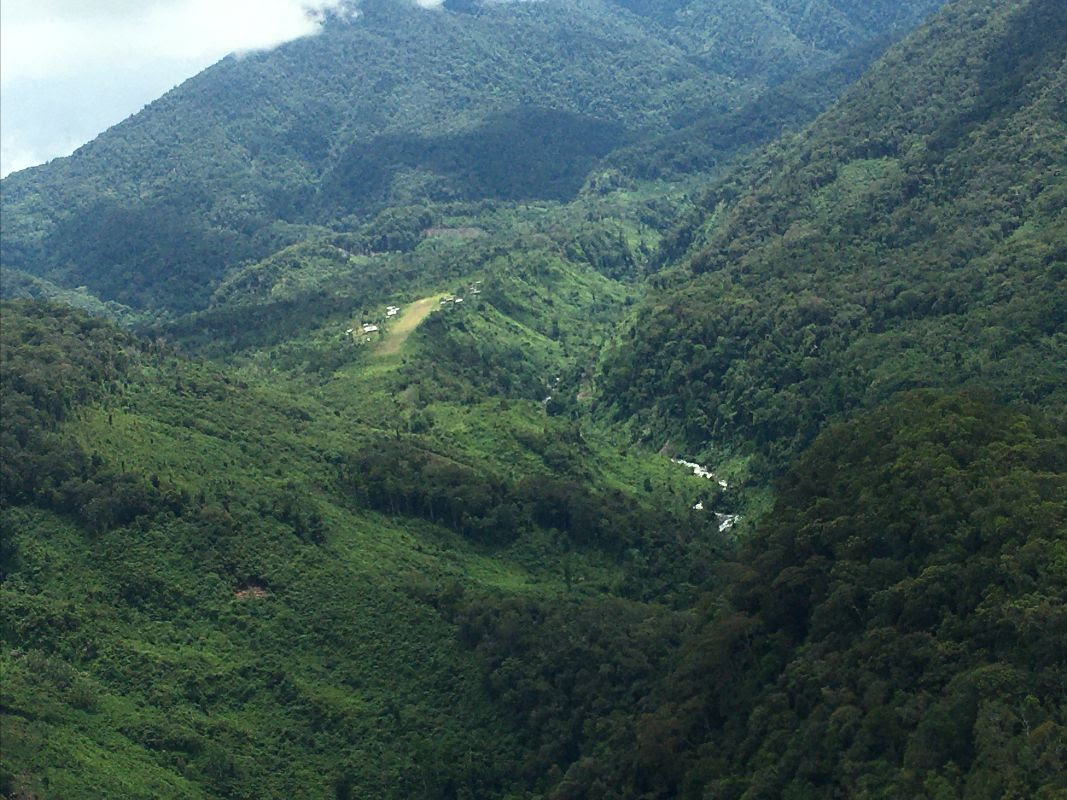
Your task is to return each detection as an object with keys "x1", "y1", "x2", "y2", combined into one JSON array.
[
  {"x1": 605, "y1": 0, "x2": 944, "y2": 82},
  {"x1": 598, "y1": 0, "x2": 1067, "y2": 472},
  {"x1": 551, "y1": 391, "x2": 1067, "y2": 798},
  {"x1": 0, "y1": 0, "x2": 942, "y2": 312}
]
